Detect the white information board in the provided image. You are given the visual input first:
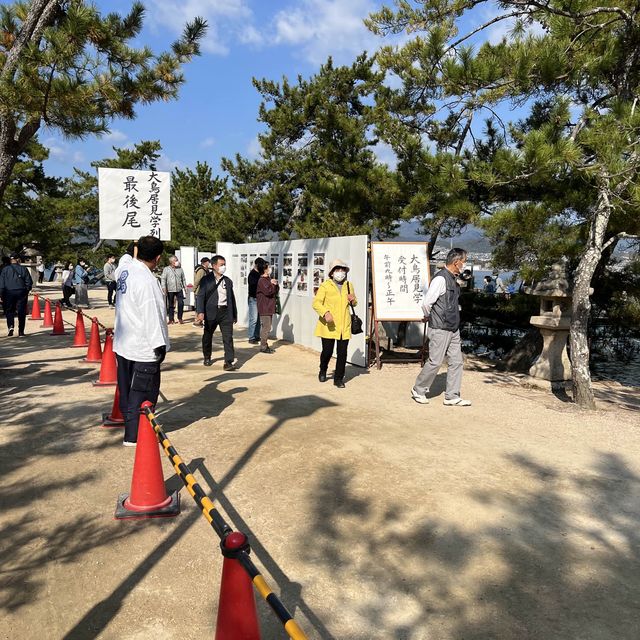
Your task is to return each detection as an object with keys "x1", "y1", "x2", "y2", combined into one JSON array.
[
  {"x1": 371, "y1": 242, "x2": 430, "y2": 321},
  {"x1": 218, "y1": 235, "x2": 368, "y2": 366},
  {"x1": 98, "y1": 167, "x2": 171, "y2": 240}
]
